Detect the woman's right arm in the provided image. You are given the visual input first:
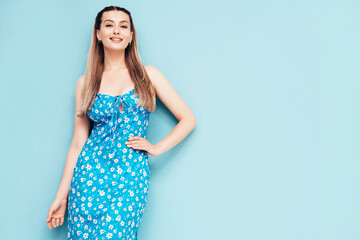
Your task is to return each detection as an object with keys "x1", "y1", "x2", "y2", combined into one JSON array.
[{"x1": 54, "y1": 75, "x2": 90, "y2": 201}]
